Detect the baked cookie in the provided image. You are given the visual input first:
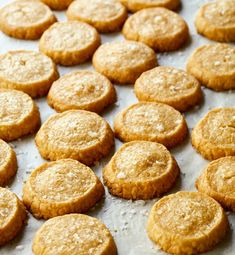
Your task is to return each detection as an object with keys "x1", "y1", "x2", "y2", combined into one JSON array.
[
  {"x1": 187, "y1": 43, "x2": 235, "y2": 91},
  {"x1": 0, "y1": 89, "x2": 40, "y2": 141},
  {"x1": 147, "y1": 191, "x2": 229, "y2": 255},
  {"x1": 196, "y1": 157, "x2": 235, "y2": 212},
  {"x1": 119, "y1": 0, "x2": 180, "y2": 12},
  {"x1": 92, "y1": 41, "x2": 157, "y2": 84},
  {"x1": 195, "y1": 0, "x2": 235, "y2": 42},
  {"x1": 103, "y1": 141, "x2": 180, "y2": 200},
  {"x1": 0, "y1": 0, "x2": 57, "y2": 40},
  {"x1": 39, "y1": 21, "x2": 101, "y2": 66},
  {"x1": 35, "y1": 110, "x2": 114, "y2": 165},
  {"x1": 192, "y1": 108, "x2": 235, "y2": 160},
  {"x1": 40, "y1": 0, "x2": 73, "y2": 10},
  {"x1": 0, "y1": 187, "x2": 27, "y2": 246},
  {"x1": 123, "y1": 7, "x2": 189, "y2": 52},
  {"x1": 23, "y1": 159, "x2": 104, "y2": 219},
  {"x1": 67, "y1": 0, "x2": 128, "y2": 33},
  {"x1": 32, "y1": 214, "x2": 117, "y2": 255},
  {"x1": 0, "y1": 50, "x2": 59, "y2": 98},
  {"x1": 114, "y1": 102, "x2": 188, "y2": 148},
  {"x1": 134, "y1": 66, "x2": 202, "y2": 112},
  {"x1": 47, "y1": 70, "x2": 116, "y2": 113},
  {"x1": 0, "y1": 139, "x2": 17, "y2": 186}
]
